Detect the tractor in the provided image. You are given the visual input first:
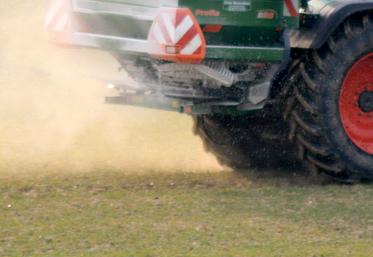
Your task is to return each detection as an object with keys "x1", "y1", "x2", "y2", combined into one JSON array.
[{"x1": 46, "y1": 0, "x2": 373, "y2": 182}]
